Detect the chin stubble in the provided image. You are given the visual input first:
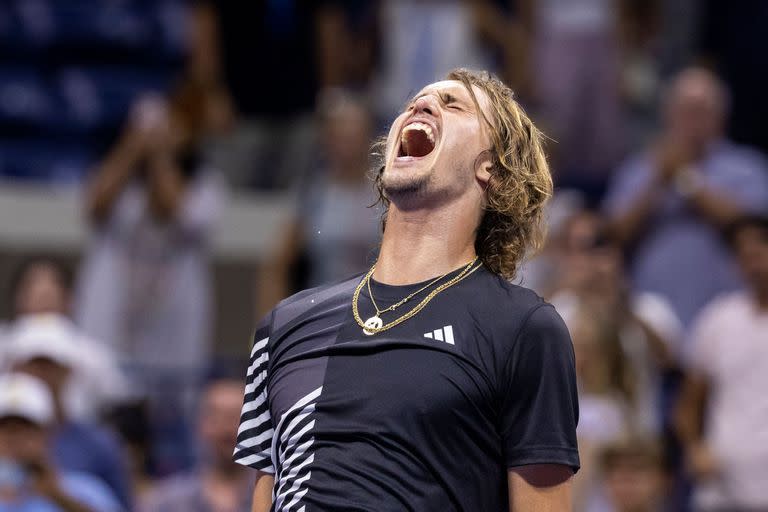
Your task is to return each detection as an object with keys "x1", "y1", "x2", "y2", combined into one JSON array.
[{"x1": 382, "y1": 170, "x2": 432, "y2": 203}]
